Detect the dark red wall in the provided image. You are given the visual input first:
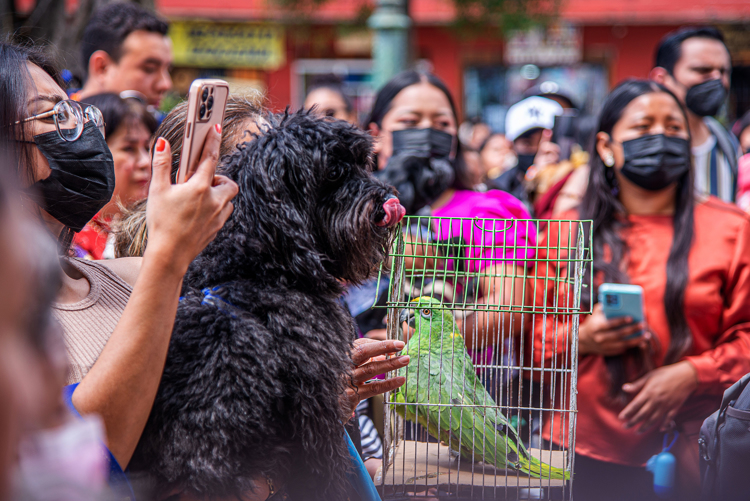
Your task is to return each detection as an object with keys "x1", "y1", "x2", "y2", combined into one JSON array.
[{"x1": 582, "y1": 25, "x2": 680, "y2": 86}]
